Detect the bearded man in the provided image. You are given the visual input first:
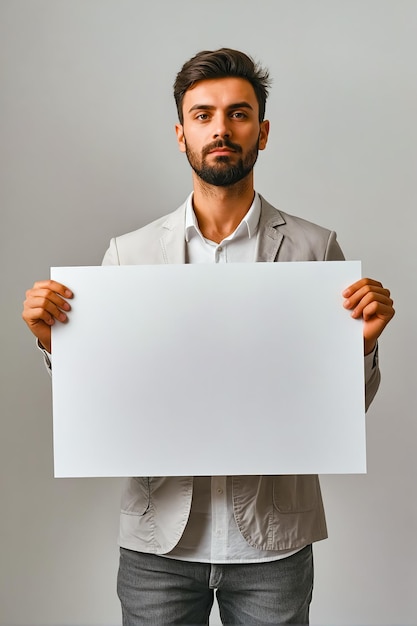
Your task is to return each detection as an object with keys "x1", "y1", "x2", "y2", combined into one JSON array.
[{"x1": 23, "y1": 48, "x2": 395, "y2": 625}]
